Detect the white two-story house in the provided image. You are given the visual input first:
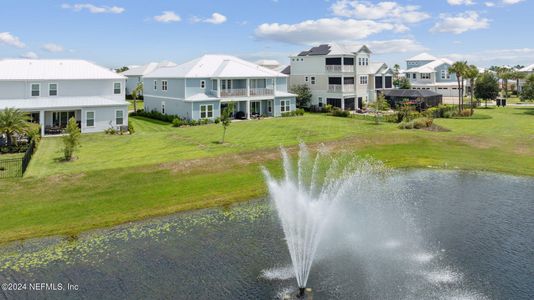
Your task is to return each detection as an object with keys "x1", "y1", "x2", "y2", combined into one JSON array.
[
  {"x1": 0, "y1": 59, "x2": 128, "y2": 135},
  {"x1": 288, "y1": 43, "x2": 393, "y2": 110},
  {"x1": 404, "y1": 53, "x2": 462, "y2": 97},
  {"x1": 142, "y1": 55, "x2": 296, "y2": 120}
]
